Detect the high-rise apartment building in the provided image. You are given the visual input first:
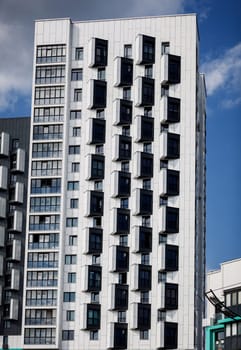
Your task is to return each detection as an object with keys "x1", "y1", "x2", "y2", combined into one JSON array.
[
  {"x1": 20, "y1": 14, "x2": 206, "y2": 350},
  {"x1": 0, "y1": 117, "x2": 30, "y2": 349}
]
